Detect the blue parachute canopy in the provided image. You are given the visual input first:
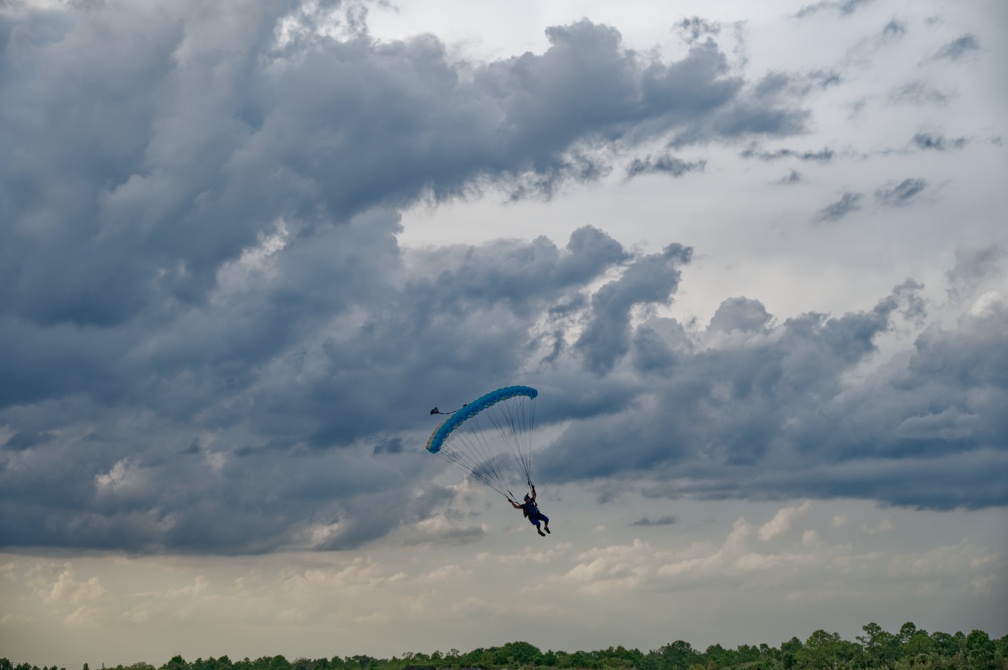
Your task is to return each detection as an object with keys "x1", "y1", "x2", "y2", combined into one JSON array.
[
  {"x1": 425, "y1": 385, "x2": 539, "y2": 499},
  {"x1": 426, "y1": 385, "x2": 538, "y2": 454}
]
